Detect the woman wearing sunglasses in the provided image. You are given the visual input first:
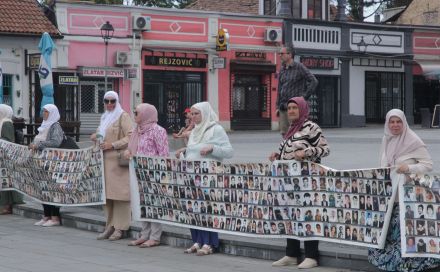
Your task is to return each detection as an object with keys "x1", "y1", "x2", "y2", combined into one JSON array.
[{"x1": 91, "y1": 91, "x2": 133, "y2": 241}]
